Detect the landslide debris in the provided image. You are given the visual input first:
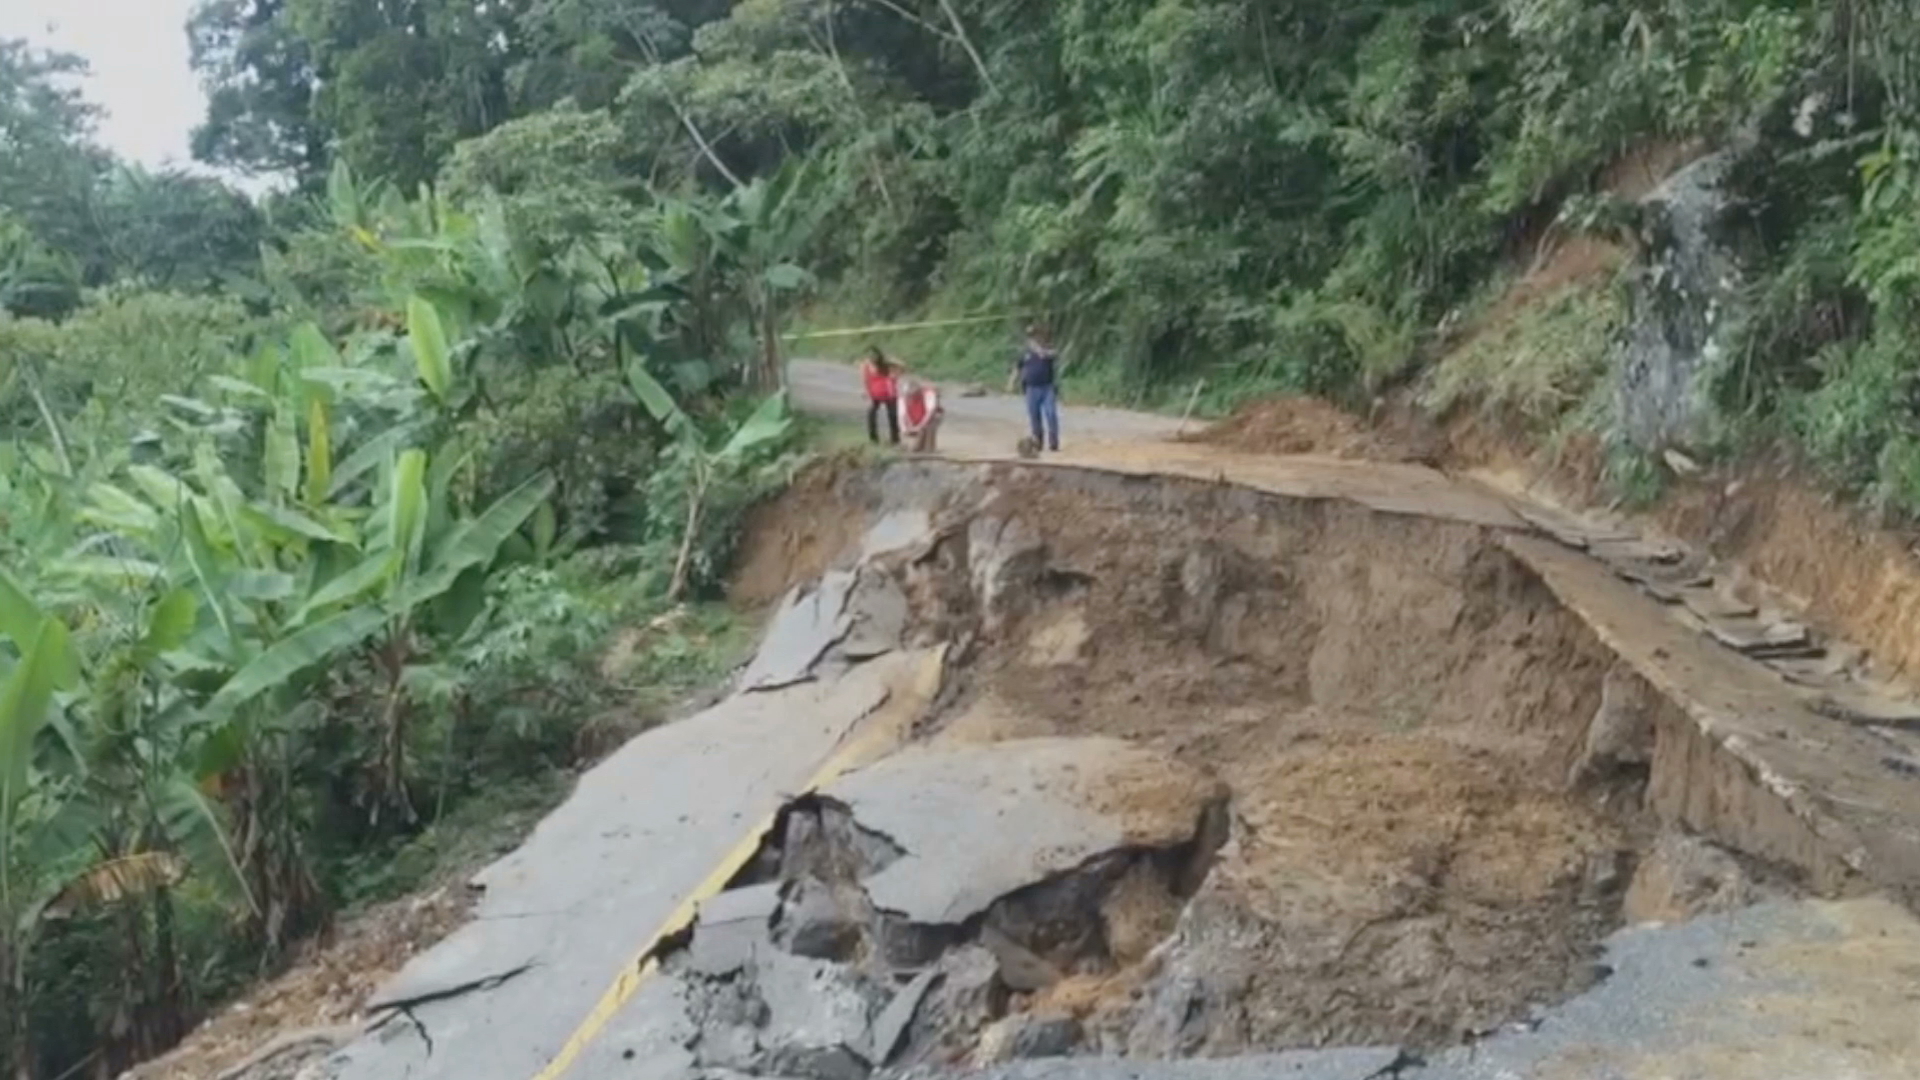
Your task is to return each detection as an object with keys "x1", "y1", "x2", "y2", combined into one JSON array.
[{"x1": 661, "y1": 739, "x2": 1228, "y2": 1077}]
